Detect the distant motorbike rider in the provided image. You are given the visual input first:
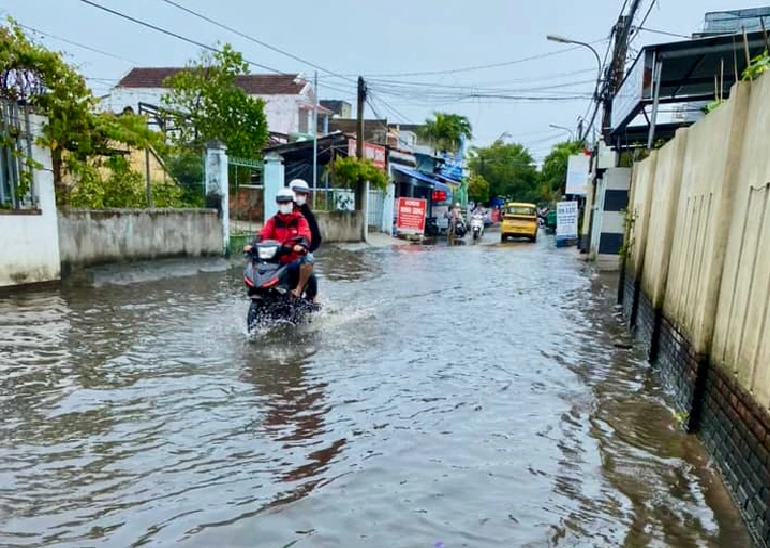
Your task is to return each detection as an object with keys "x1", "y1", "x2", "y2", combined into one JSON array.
[
  {"x1": 452, "y1": 203, "x2": 465, "y2": 234},
  {"x1": 243, "y1": 188, "x2": 316, "y2": 301}
]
